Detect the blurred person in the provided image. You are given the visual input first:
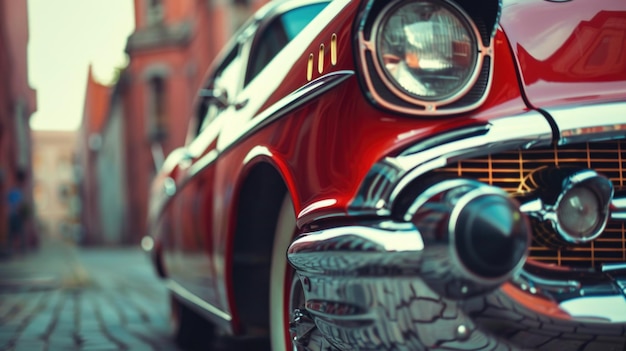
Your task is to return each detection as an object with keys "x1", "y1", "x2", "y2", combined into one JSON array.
[{"x1": 7, "y1": 170, "x2": 29, "y2": 255}]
